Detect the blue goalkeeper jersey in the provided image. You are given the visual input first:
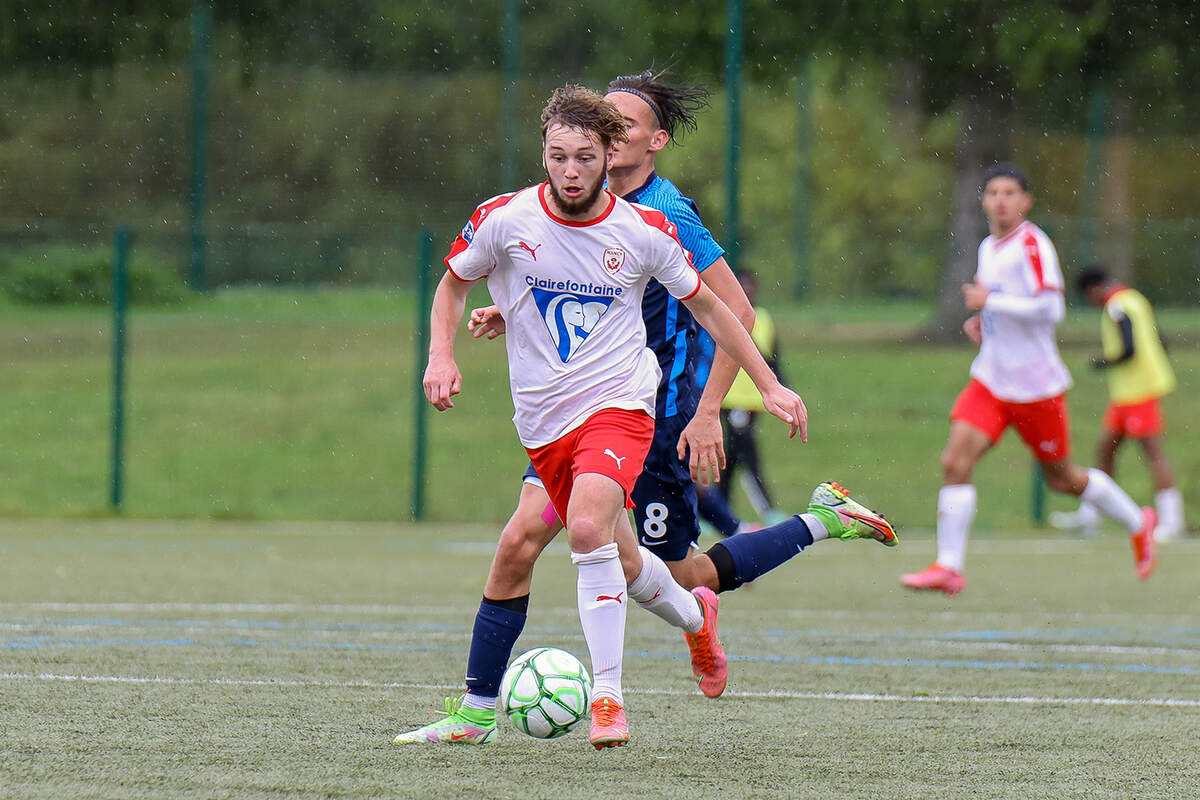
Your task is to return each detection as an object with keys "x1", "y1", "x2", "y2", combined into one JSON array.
[{"x1": 622, "y1": 172, "x2": 725, "y2": 419}]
